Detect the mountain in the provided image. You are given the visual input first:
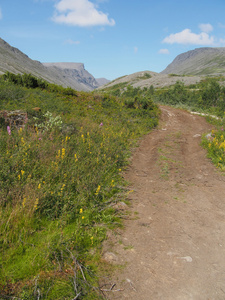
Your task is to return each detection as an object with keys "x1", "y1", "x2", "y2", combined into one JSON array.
[
  {"x1": 42, "y1": 62, "x2": 100, "y2": 91},
  {"x1": 161, "y1": 47, "x2": 225, "y2": 76},
  {"x1": 100, "y1": 70, "x2": 202, "y2": 90},
  {"x1": 95, "y1": 78, "x2": 110, "y2": 86},
  {"x1": 0, "y1": 38, "x2": 108, "y2": 91}
]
